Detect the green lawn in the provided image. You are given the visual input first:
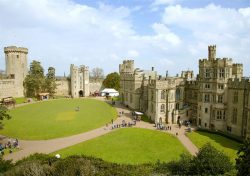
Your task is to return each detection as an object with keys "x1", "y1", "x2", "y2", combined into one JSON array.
[
  {"x1": 0, "y1": 98, "x2": 117, "y2": 140},
  {"x1": 187, "y1": 131, "x2": 241, "y2": 162},
  {"x1": 14, "y1": 97, "x2": 27, "y2": 104},
  {"x1": 53, "y1": 128, "x2": 187, "y2": 164}
]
